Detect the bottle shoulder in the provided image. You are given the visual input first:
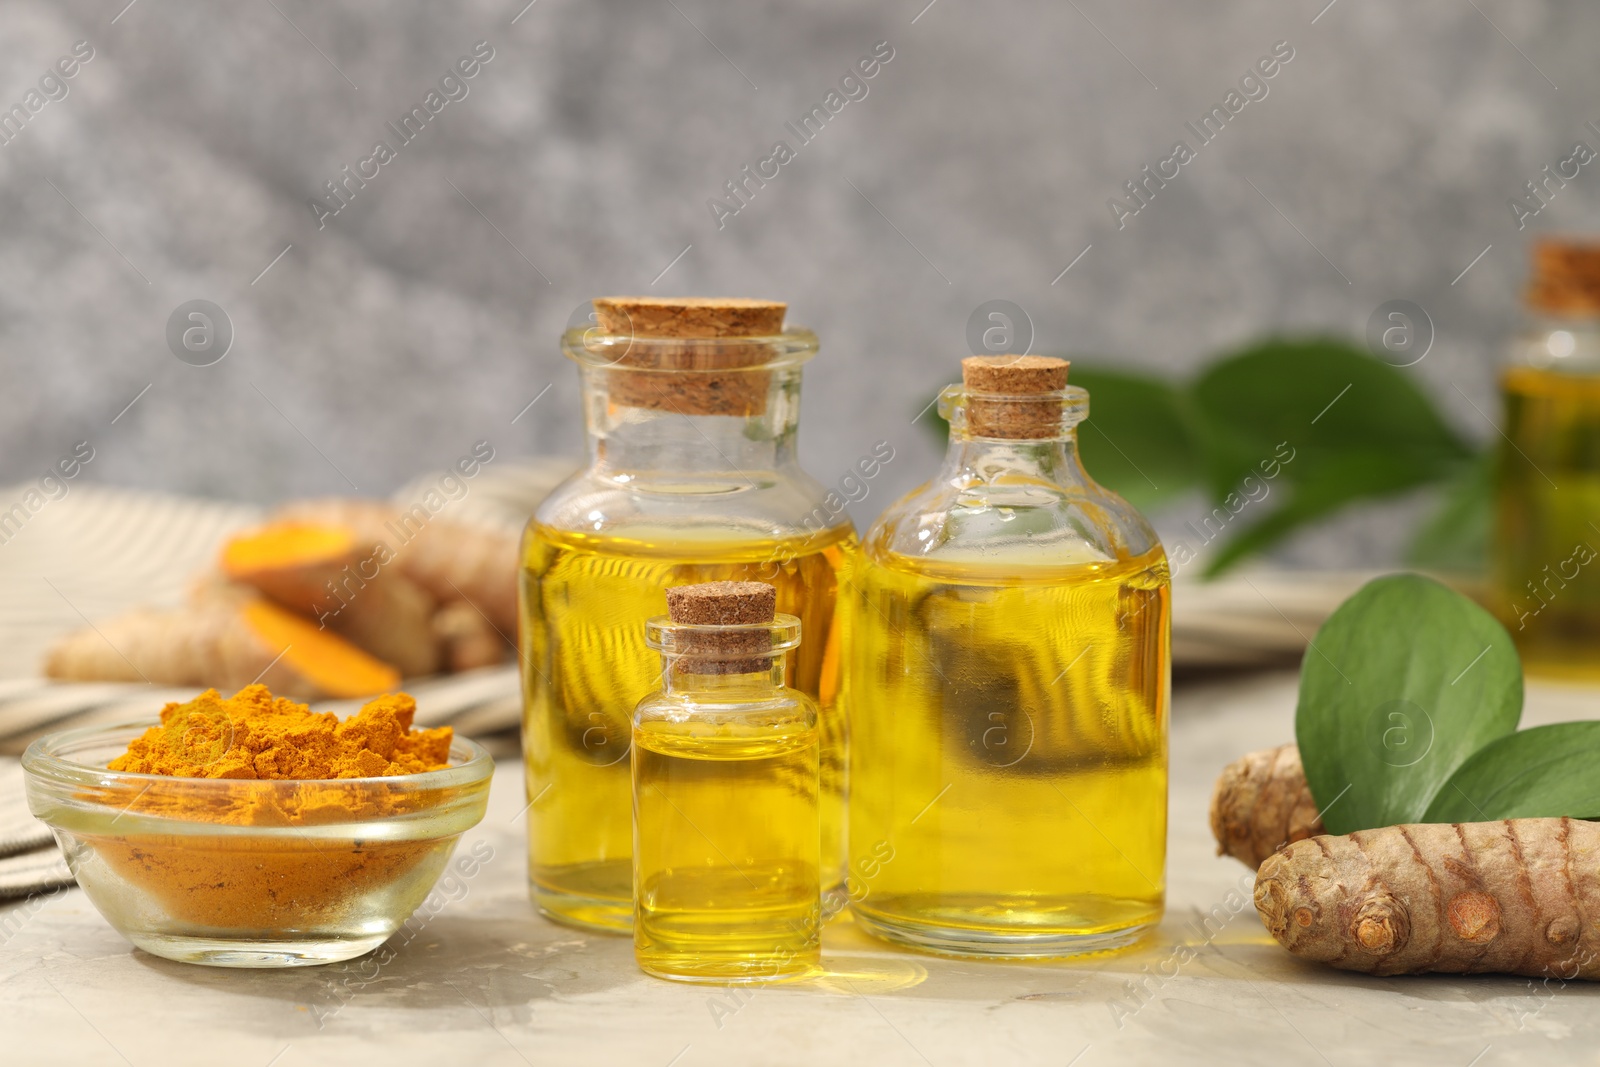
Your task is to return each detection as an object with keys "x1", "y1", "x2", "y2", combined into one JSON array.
[
  {"x1": 533, "y1": 466, "x2": 855, "y2": 544},
  {"x1": 1510, "y1": 317, "x2": 1600, "y2": 374},
  {"x1": 632, "y1": 688, "x2": 819, "y2": 751},
  {"x1": 864, "y1": 470, "x2": 1163, "y2": 576}
]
